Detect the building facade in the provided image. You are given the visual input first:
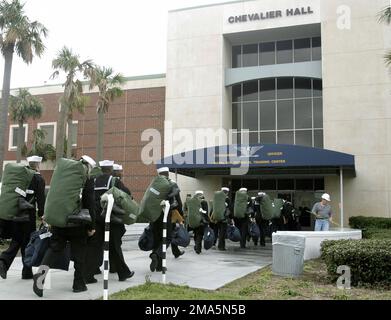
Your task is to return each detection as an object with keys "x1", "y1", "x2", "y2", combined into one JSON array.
[
  {"x1": 163, "y1": 0, "x2": 391, "y2": 225},
  {"x1": 3, "y1": 75, "x2": 165, "y2": 201}
]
